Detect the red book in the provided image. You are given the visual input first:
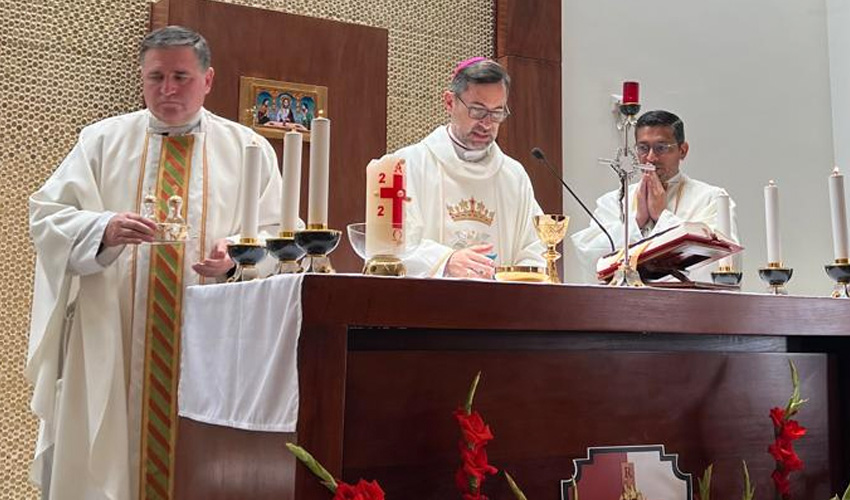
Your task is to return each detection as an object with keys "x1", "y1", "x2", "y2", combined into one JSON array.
[{"x1": 596, "y1": 222, "x2": 743, "y2": 284}]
